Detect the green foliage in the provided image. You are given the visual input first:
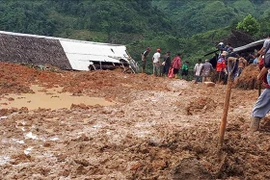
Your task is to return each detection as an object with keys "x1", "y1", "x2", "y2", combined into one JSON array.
[
  {"x1": 0, "y1": 0, "x2": 269, "y2": 74},
  {"x1": 236, "y1": 14, "x2": 260, "y2": 36},
  {"x1": 152, "y1": 0, "x2": 267, "y2": 37},
  {"x1": 256, "y1": 12, "x2": 270, "y2": 39},
  {"x1": 0, "y1": 1, "x2": 56, "y2": 35},
  {"x1": 232, "y1": 0, "x2": 254, "y2": 14},
  {"x1": 0, "y1": 0, "x2": 176, "y2": 40}
]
